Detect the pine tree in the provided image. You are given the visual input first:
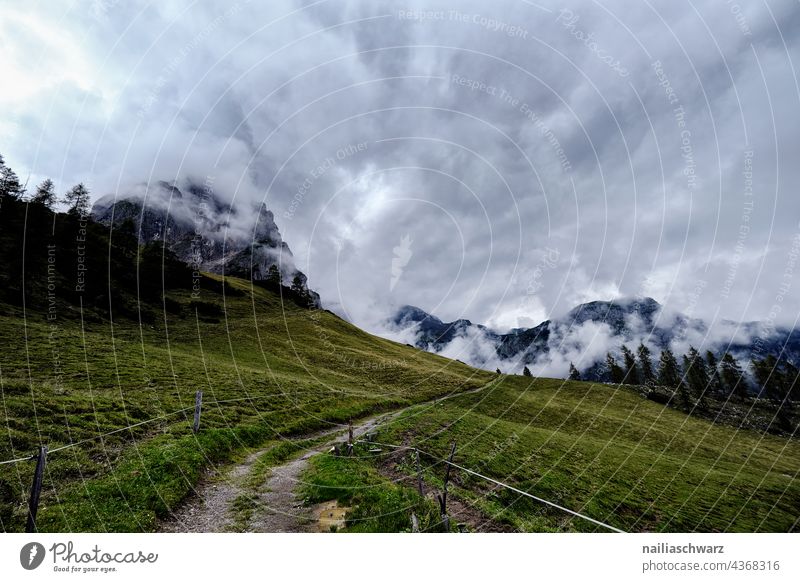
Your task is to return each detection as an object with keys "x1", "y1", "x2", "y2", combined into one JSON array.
[
  {"x1": 720, "y1": 353, "x2": 748, "y2": 399},
  {"x1": 522, "y1": 366, "x2": 532, "y2": 377},
  {"x1": 751, "y1": 355, "x2": 779, "y2": 400},
  {"x1": 620, "y1": 344, "x2": 639, "y2": 384},
  {"x1": 31, "y1": 179, "x2": 57, "y2": 208},
  {"x1": 684, "y1": 346, "x2": 709, "y2": 408},
  {"x1": 657, "y1": 348, "x2": 682, "y2": 389},
  {"x1": 290, "y1": 273, "x2": 305, "y2": 294},
  {"x1": 782, "y1": 361, "x2": 799, "y2": 402},
  {"x1": 0, "y1": 157, "x2": 25, "y2": 200},
  {"x1": 290, "y1": 272, "x2": 312, "y2": 306},
  {"x1": 568, "y1": 362, "x2": 581, "y2": 381},
  {"x1": 495, "y1": 368, "x2": 502, "y2": 375},
  {"x1": 63, "y1": 183, "x2": 90, "y2": 216},
  {"x1": 637, "y1": 343, "x2": 656, "y2": 385},
  {"x1": 266, "y1": 264, "x2": 281, "y2": 286},
  {"x1": 705, "y1": 351, "x2": 723, "y2": 395},
  {"x1": 606, "y1": 353, "x2": 624, "y2": 384},
  {"x1": 752, "y1": 356, "x2": 797, "y2": 405}
]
